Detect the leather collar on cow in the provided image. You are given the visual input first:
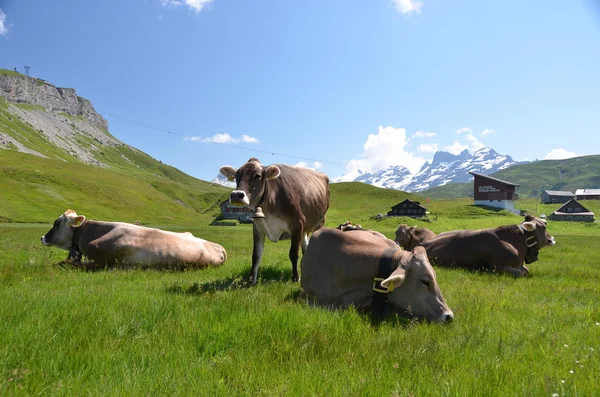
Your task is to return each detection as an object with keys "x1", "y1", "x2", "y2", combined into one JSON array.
[
  {"x1": 519, "y1": 224, "x2": 539, "y2": 264},
  {"x1": 371, "y1": 248, "x2": 398, "y2": 323}
]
